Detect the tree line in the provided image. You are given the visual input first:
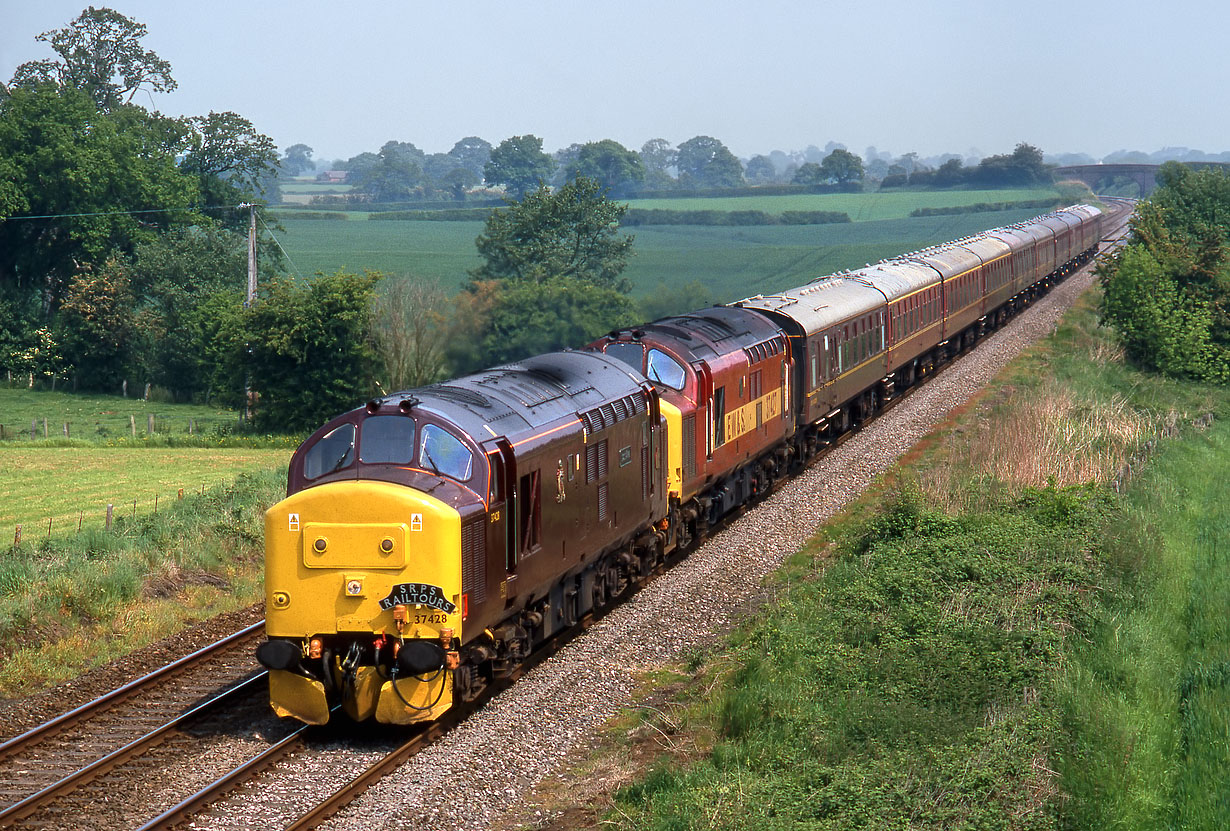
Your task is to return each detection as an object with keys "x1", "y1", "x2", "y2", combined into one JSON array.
[{"x1": 300, "y1": 136, "x2": 1061, "y2": 208}]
